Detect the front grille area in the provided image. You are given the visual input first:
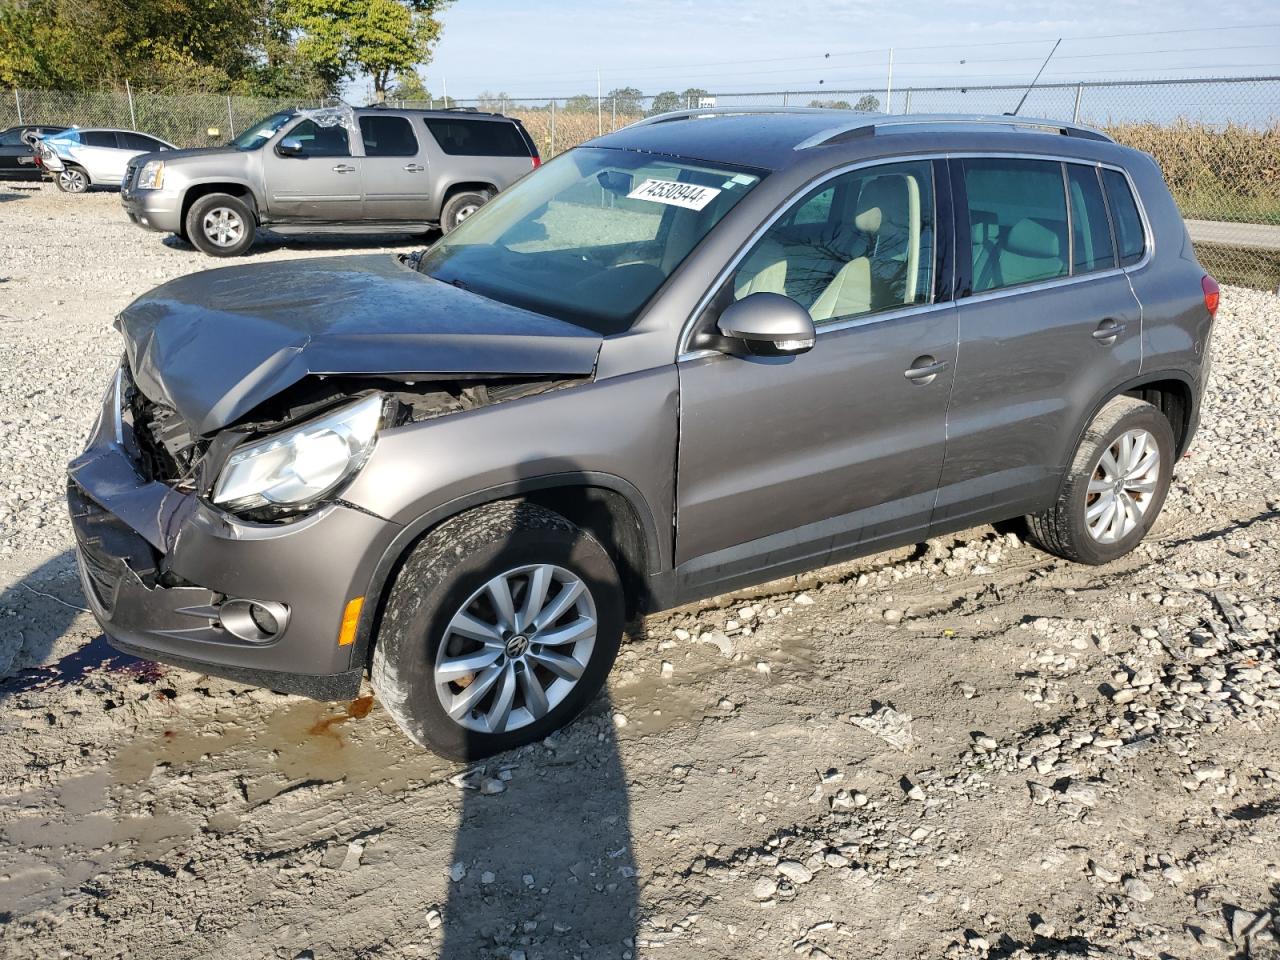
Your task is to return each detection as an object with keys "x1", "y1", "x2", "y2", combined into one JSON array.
[{"x1": 68, "y1": 481, "x2": 159, "y2": 614}]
